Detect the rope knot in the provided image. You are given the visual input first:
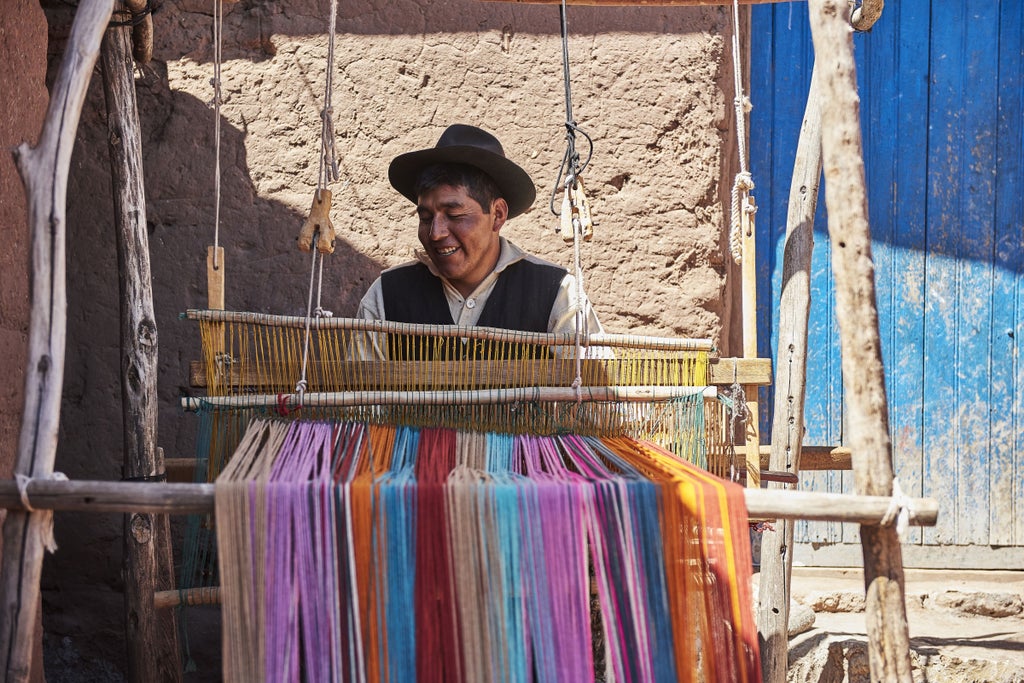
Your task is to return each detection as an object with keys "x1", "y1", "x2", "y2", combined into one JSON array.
[
  {"x1": 734, "y1": 170, "x2": 755, "y2": 193},
  {"x1": 15, "y1": 472, "x2": 68, "y2": 553},
  {"x1": 880, "y1": 477, "x2": 912, "y2": 538}
]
